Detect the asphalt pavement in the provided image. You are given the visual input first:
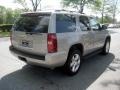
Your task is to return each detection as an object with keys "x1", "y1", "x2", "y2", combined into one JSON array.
[{"x1": 0, "y1": 28, "x2": 120, "y2": 90}]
